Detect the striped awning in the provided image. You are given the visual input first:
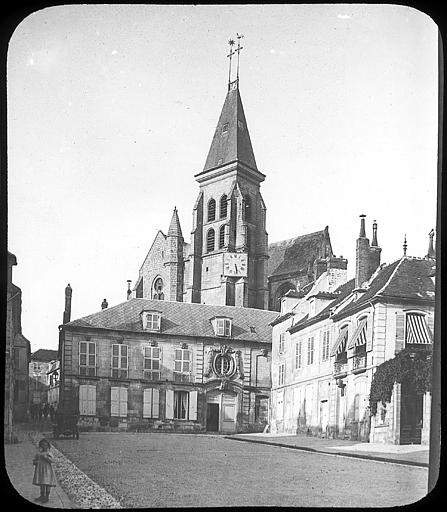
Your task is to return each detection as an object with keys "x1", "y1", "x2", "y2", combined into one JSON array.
[
  {"x1": 406, "y1": 314, "x2": 432, "y2": 344},
  {"x1": 347, "y1": 317, "x2": 368, "y2": 349},
  {"x1": 330, "y1": 326, "x2": 349, "y2": 356}
]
